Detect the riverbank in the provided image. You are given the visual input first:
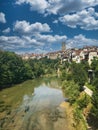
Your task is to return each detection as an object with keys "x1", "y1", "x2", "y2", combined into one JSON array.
[
  {"x1": 0, "y1": 77, "x2": 70, "y2": 130},
  {"x1": 60, "y1": 102, "x2": 75, "y2": 130},
  {"x1": 60, "y1": 101, "x2": 89, "y2": 130},
  {"x1": 0, "y1": 77, "x2": 90, "y2": 130}
]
